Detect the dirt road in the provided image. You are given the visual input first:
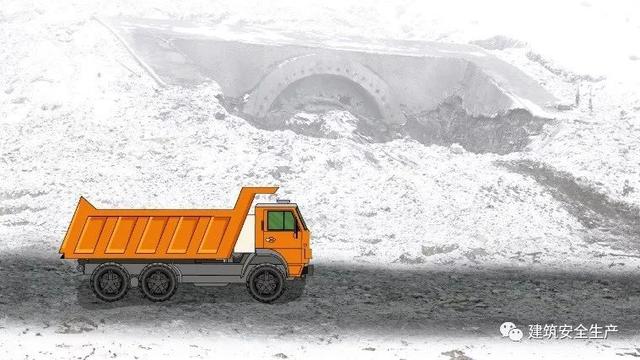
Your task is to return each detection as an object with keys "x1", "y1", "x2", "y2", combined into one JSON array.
[{"x1": 1, "y1": 254, "x2": 639, "y2": 341}]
